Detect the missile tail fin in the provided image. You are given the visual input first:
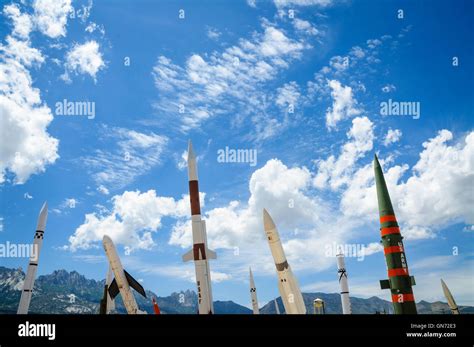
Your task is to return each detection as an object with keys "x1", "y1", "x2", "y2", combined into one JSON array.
[
  {"x1": 124, "y1": 270, "x2": 146, "y2": 298},
  {"x1": 182, "y1": 249, "x2": 194, "y2": 262},
  {"x1": 380, "y1": 279, "x2": 391, "y2": 290},
  {"x1": 410, "y1": 276, "x2": 416, "y2": 286},
  {"x1": 207, "y1": 249, "x2": 217, "y2": 259},
  {"x1": 108, "y1": 278, "x2": 120, "y2": 299}
]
